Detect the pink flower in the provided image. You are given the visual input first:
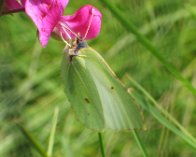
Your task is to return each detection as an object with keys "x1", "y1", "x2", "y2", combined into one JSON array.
[
  {"x1": 25, "y1": 0, "x2": 68, "y2": 47},
  {"x1": 55, "y1": 5, "x2": 102, "y2": 41},
  {"x1": 2, "y1": 0, "x2": 102, "y2": 47},
  {"x1": 25, "y1": 0, "x2": 102, "y2": 47},
  {"x1": 3, "y1": 0, "x2": 26, "y2": 12}
]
